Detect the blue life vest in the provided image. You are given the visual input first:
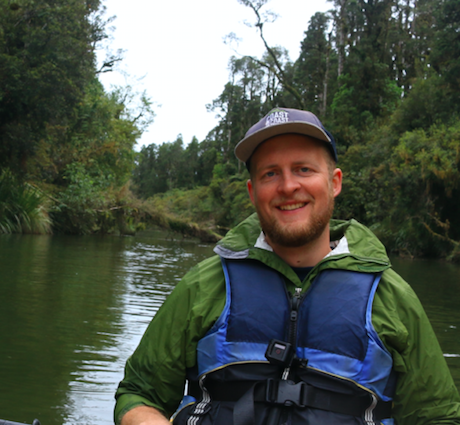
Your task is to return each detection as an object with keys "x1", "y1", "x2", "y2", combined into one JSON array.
[{"x1": 175, "y1": 259, "x2": 395, "y2": 425}]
